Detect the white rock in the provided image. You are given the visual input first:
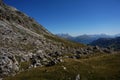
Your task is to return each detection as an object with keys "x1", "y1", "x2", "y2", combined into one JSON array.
[
  {"x1": 76, "y1": 74, "x2": 80, "y2": 80},
  {"x1": 62, "y1": 66, "x2": 67, "y2": 70}
]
